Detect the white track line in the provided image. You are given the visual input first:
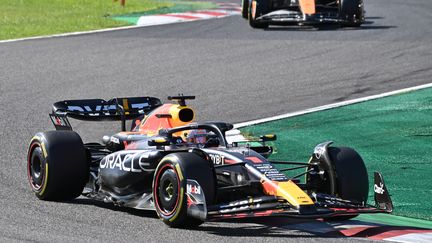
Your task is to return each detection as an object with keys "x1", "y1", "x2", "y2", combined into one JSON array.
[
  {"x1": 234, "y1": 83, "x2": 432, "y2": 128},
  {"x1": 0, "y1": 25, "x2": 146, "y2": 44}
]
